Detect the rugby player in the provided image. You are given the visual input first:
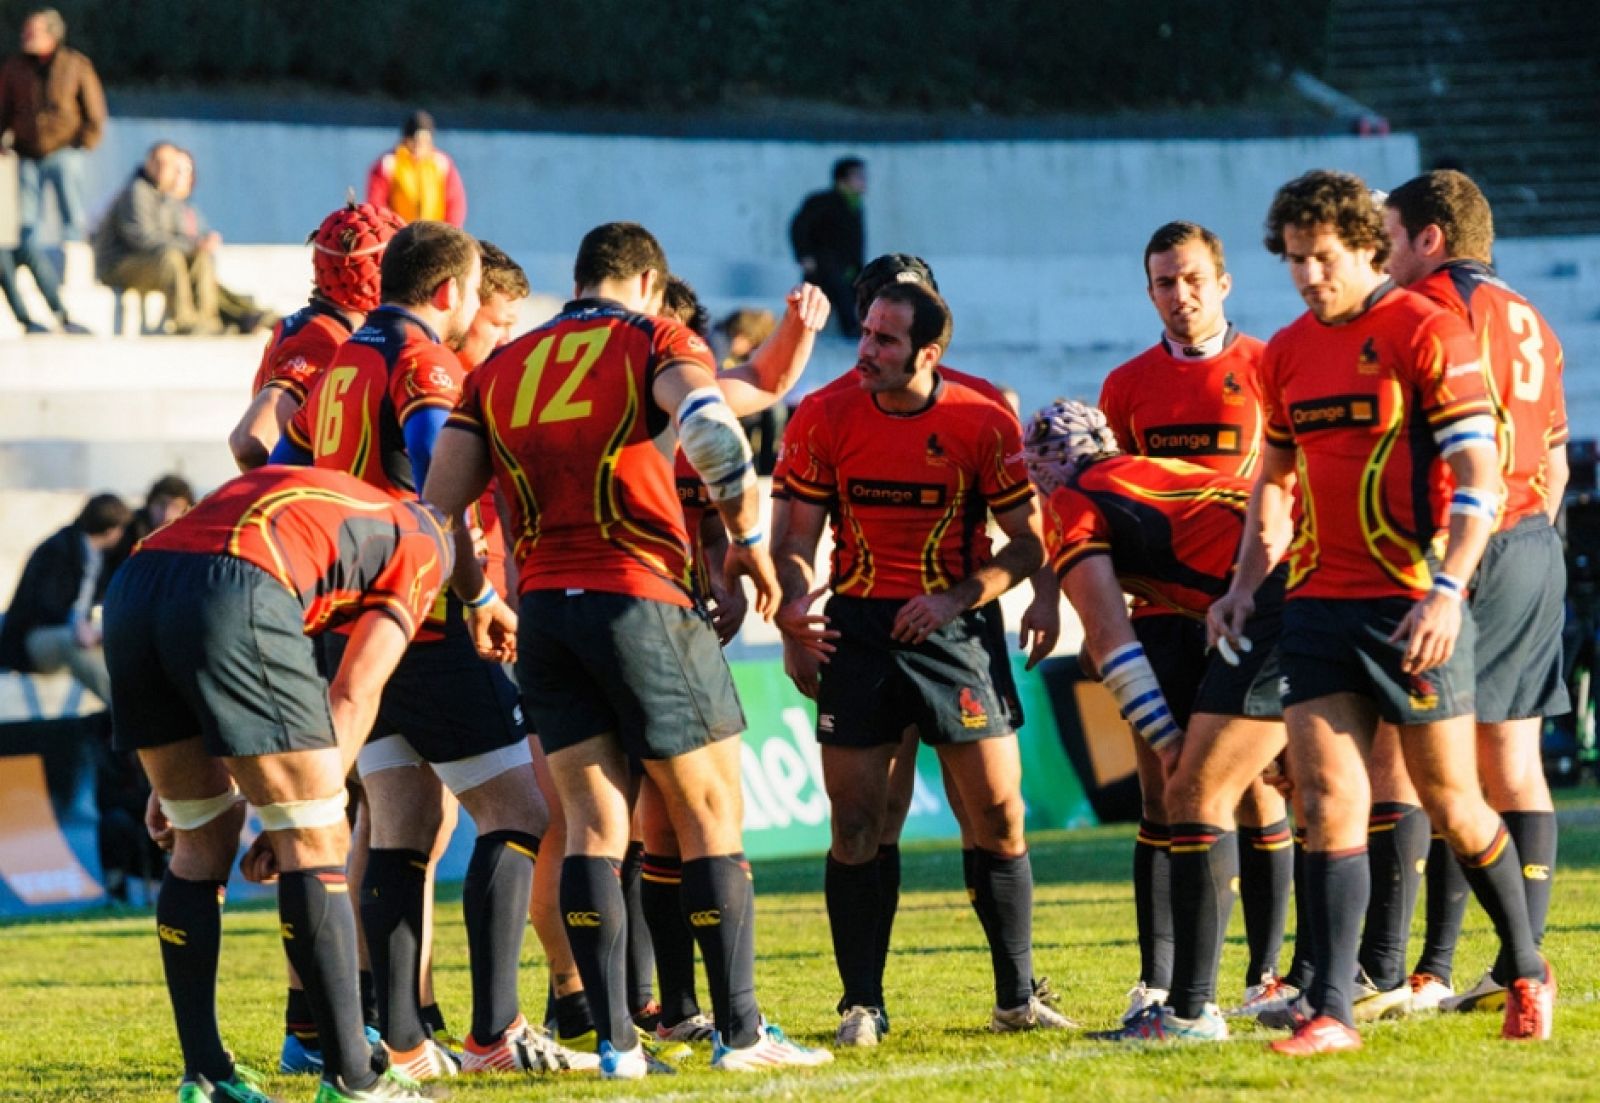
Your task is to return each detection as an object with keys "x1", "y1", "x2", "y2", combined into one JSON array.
[
  {"x1": 229, "y1": 201, "x2": 405, "y2": 470},
  {"x1": 288, "y1": 222, "x2": 579, "y2": 1078},
  {"x1": 1212, "y1": 169, "x2": 1553, "y2": 1053},
  {"x1": 1020, "y1": 400, "x2": 1291, "y2": 1042},
  {"x1": 1379, "y1": 172, "x2": 1569, "y2": 1013},
  {"x1": 1097, "y1": 222, "x2": 1293, "y2": 1020},
  {"x1": 424, "y1": 221, "x2": 833, "y2": 1078},
  {"x1": 776, "y1": 279, "x2": 1071, "y2": 1040},
  {"x1": 105, "y1": 466, "x2": 454, "y2": 1103}
]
